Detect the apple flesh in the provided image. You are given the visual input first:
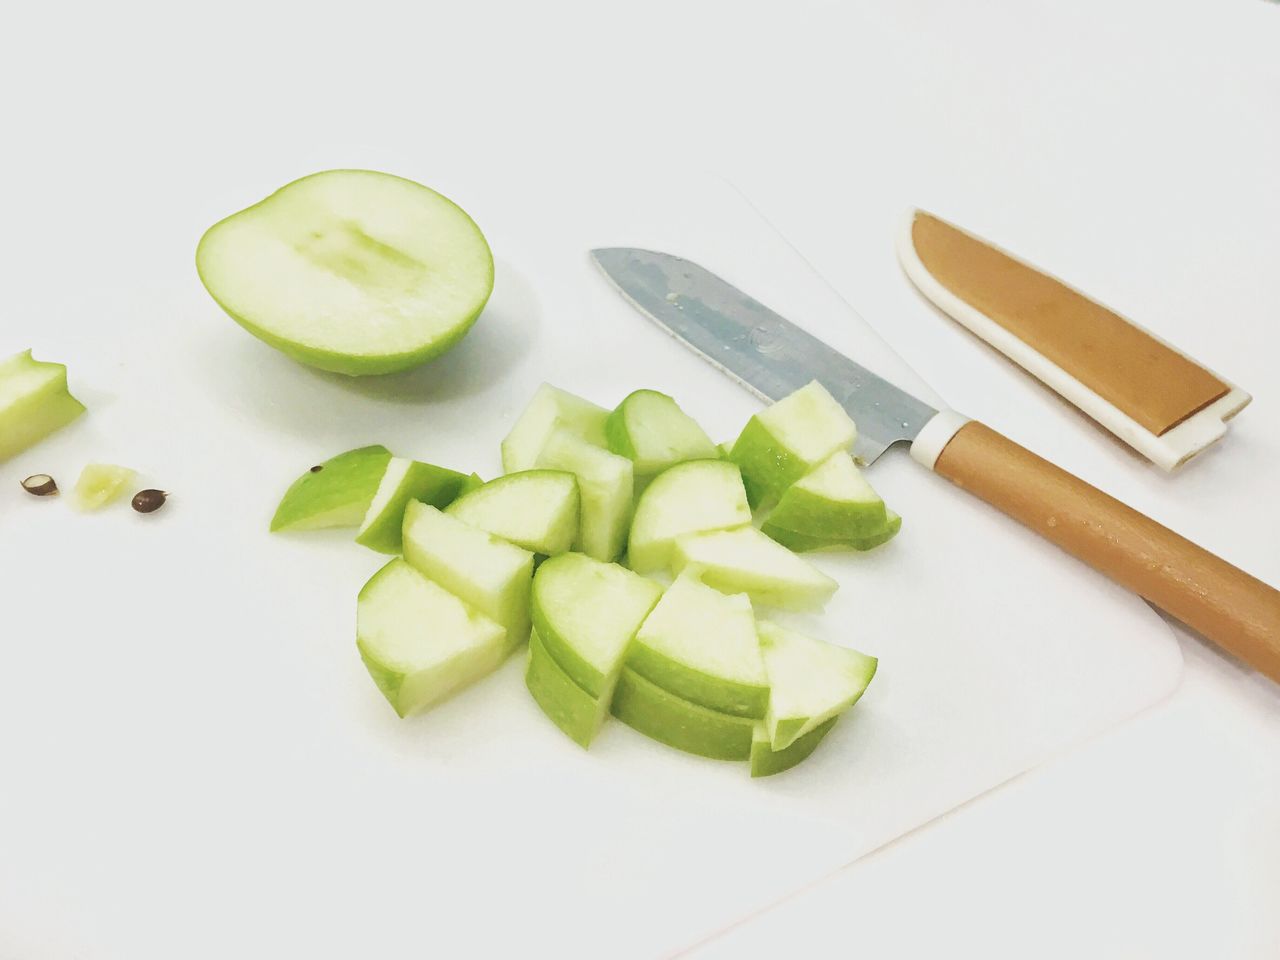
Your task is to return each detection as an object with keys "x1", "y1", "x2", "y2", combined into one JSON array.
[
  {"x1": 763, "y1": 451, "x2": 887, "y2": 539},
  {"x1": 270, "y1": 445, "x2": 392, "y2": 532},
  {"x1": 628, "y1": 575, "x2": 769, "y2": 719},
  {"x1": 626, "y1": 459, "x2": 751, "y2": 574},
  {"x1": 401, "y1": 501, "x2": 534, "y2": 652},
  {"x1": 535, "y1": 429, "x2": 633, "y2": 562},
  {"x1": 0, "y1": 349, "x2": 86, "y2": 462},
  {"x1": 605, "y1": 389, "x2": 718, "y2": 477},
  {"x1": 671, "y1": 526, "x2": 837, "y2": 610},
  {"x1": 610, "y1": 667, "x2": 755, "y2": 761},
  {"x1": 72, "y1": 463, "x2": 137, "y2": 511},
  {"x1": 354, "y1": 457, "x2": 470, "y2": 554},
  {"x1": 445, "y1": 470, "x2": 579, "y2": 556},
  {"x1": 729, "y1": 381, "x2": 856, "y2": 507},
  {"x1": 196, "y1": 170, "x2": 493, "y2": 376},
  {"x1": 357, "y1": 559, "x2": 507, "y2": 717},
  {"x1": 501, "y1": 384, "x2": 610, "y2": 474}
]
